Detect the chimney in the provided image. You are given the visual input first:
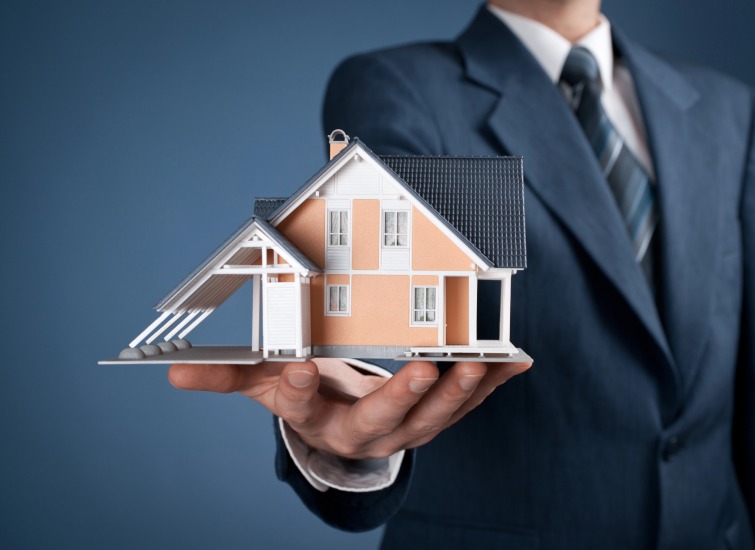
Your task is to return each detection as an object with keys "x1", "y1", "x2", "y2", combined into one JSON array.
[{"x1": 327, "y1": 129, "x2": 350, "y2": 159}]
